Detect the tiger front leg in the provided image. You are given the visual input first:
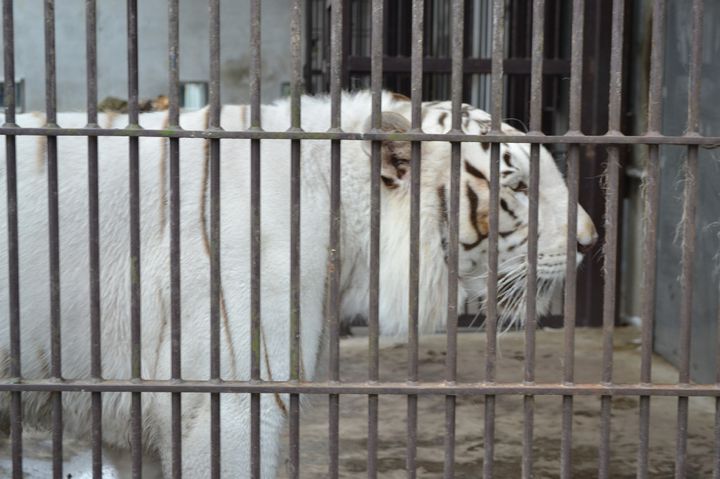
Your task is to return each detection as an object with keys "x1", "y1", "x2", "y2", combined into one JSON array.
[{"x1": 154, "y1": 392, "x2": 286, "y2": 478}]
